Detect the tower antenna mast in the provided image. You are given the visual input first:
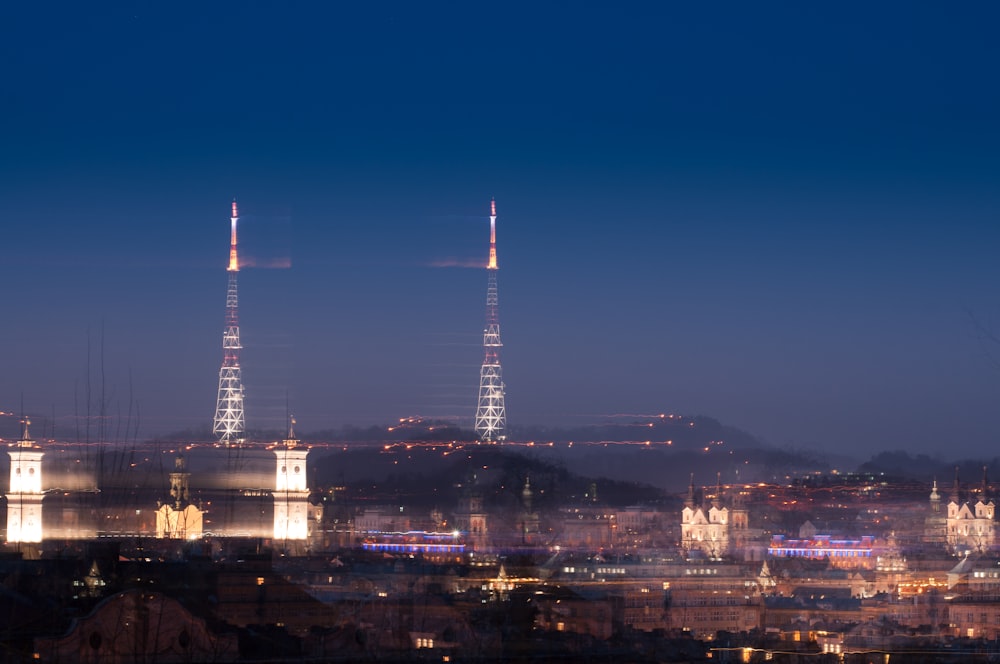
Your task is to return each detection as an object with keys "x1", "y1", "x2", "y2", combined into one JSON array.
[
  {"x1": 474, "y1": 198, "x2": 507, "y2": 441},
  {"x1": 213, "y1": 200, "x2": 246, "y2": 445}
]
